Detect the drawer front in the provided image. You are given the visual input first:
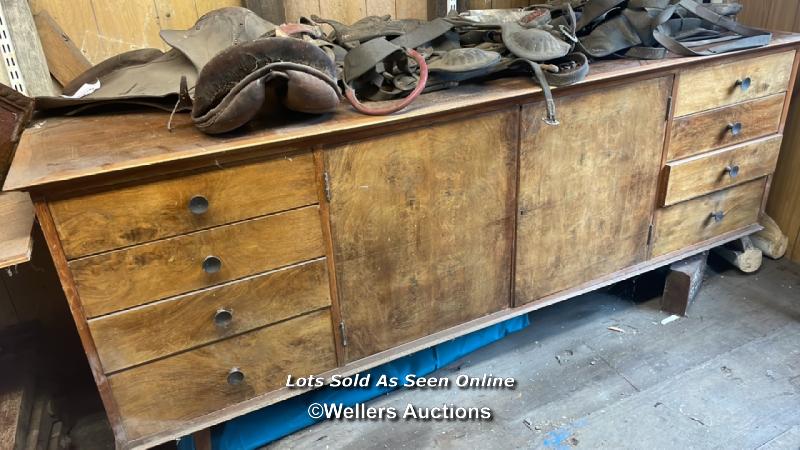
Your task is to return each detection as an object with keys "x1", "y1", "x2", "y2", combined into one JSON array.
[
  {"x1": 71, "y1": 206, "x2": 325, "y2": 318},
  {"x1": 674, "y1": 51, "x2": 795, "y2": 117},
  {"x1": 662, "y1": 135, "x2": 782, "y2": 206},
  {"x1": 90, "y1": 259, "x2": 331, "y2": 373},
  {"x1": 109, "y1": 309, "x2": 336, "y2": 440},
  {"x1": 668, "y1": 93, "x2": 784, "y2": 161},
  {"x1": 652, "y1": 178, "x2": 765, "y2": 257},
  {"x1": 51, "y1": 153, "x2": 318, "y2": 259}
]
